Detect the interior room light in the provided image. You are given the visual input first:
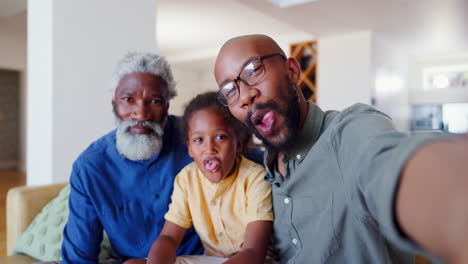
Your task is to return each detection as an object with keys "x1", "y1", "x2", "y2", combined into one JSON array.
[
  {"x1": 375, "y1": 70, "x2": 403, "y2": 96},
  {"x1": 422, "y1": 64, "x2": 468, "y2": 90},
  {"x1": 432, "y1": 74, "x2": 450, "y2": 89},
  {"x1": 266, "y1": 0, "x2": 319, "y2": 8}
]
